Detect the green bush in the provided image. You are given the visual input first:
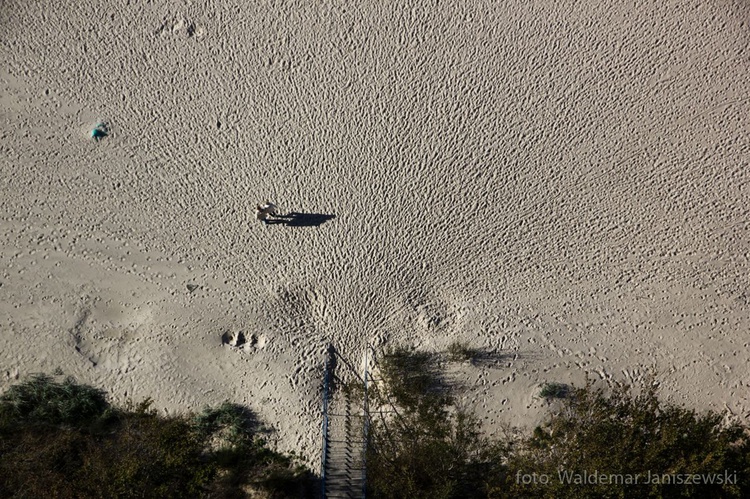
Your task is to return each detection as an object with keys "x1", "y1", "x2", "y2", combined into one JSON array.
[
  {"x1": 539, "y1": 382, "x2": 569, "y2": 399},
  {"x1": 194, "y1": 401, "x2": 259, "y2": 449},
  {"x1": 0, "y1": 373, "x2": 108, "y2": 426},
  {"x1": 506, "y1": 379, "x2": 750, "y2": 498},
  {"x1": 368, "y1": 348, "x2": 750, "y2": 498},
  {"x1": 446, "y1": 341, "x2": 476, "y2": 362},
  {"x1": 0, "y1": 374, "x2": 313, "y2": 498},
  {"x1": 366, "y1": 347, "x2": 507, "y2": 498},
  {"x1": 378, "y1": 346, "x2": 450, "y2": 412},
  {"x1": 195, "y1": 401, "x2": 314, "y2": 497},
  {"x1": 76, "y1": 412, "x2": 214, "y2": 498}
]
